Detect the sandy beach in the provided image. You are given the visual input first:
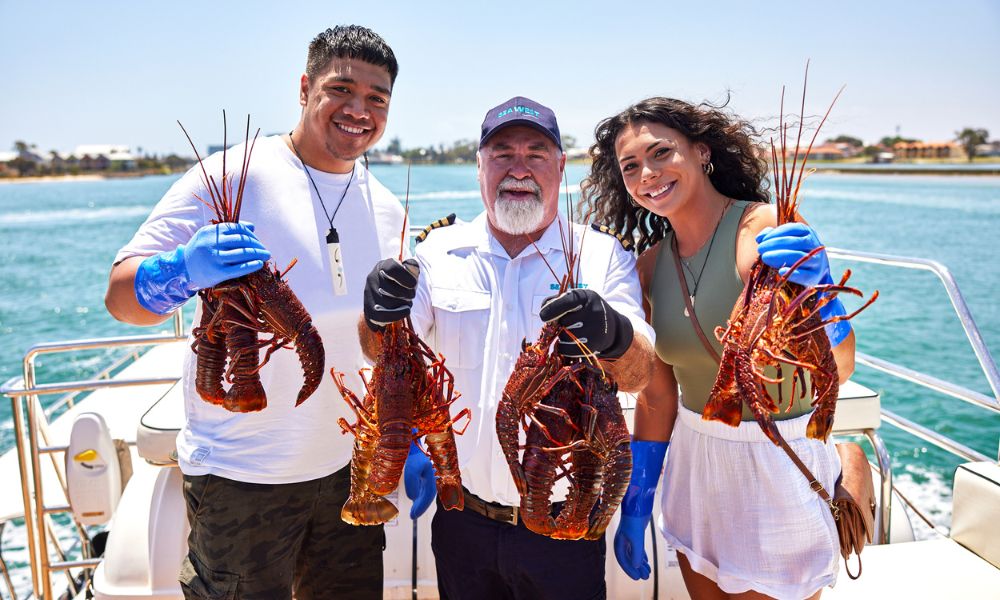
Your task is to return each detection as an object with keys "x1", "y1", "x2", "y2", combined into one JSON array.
[{"x1": 0, "y1": 174, "x2": 108, "y2": 185}]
